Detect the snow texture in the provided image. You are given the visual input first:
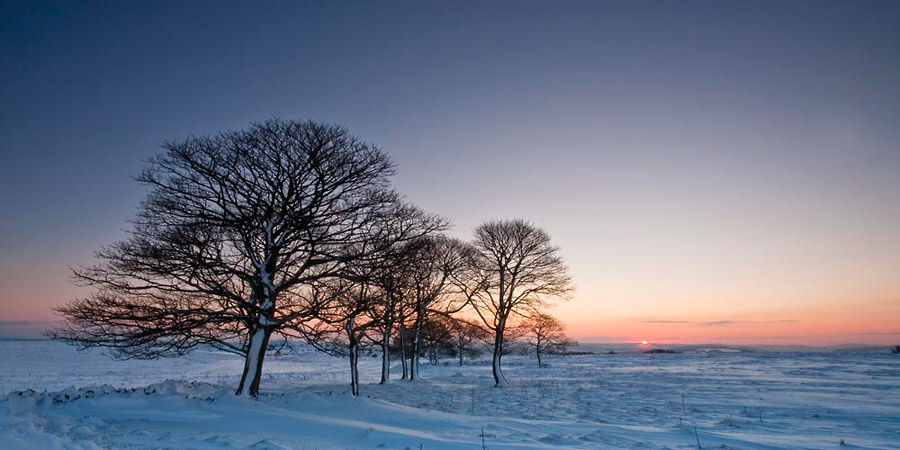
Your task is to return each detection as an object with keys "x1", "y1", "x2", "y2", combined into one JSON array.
[{"x1": 1, "y1": 340, "x2": 898, "y2": 449}]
